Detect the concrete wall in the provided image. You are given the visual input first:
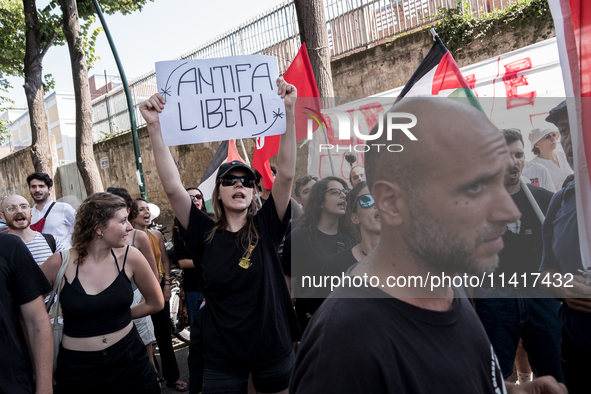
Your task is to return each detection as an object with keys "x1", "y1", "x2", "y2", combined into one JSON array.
[
  {"x1": 331, "y1": 19, "x2": 556, "y2": 98},
  {"x1": 0, "y1": 147, "x2": 37, "y2": 204}
]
